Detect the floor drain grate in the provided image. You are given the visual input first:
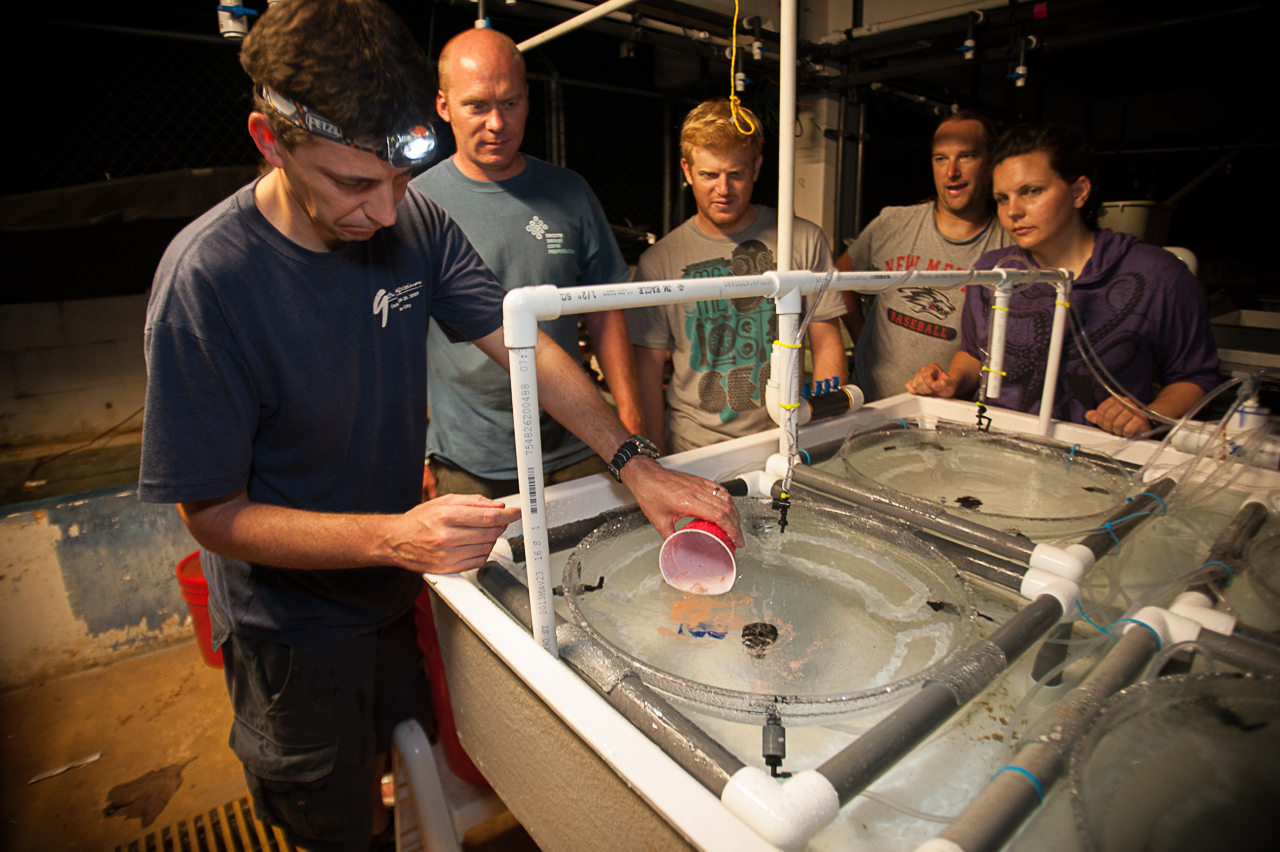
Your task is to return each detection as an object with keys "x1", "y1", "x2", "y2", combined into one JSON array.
[{"x1": 113, "y1": 796, "x2": 304, "y2": 852}]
